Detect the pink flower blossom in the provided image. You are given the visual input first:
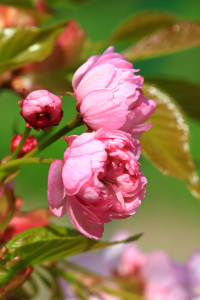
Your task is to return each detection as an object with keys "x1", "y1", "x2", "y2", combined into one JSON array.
[
  {"x1": 48, "y1": 130, "x2": 147, "y2": 239},
  {"x1": 104, "y1": 234, "x2": 200, "y2": 300},
  {"x1": 60, "y1": 232, "x2": 200, "y2": 300},
  {"x1": 18, "y1": 90, "x2": 63, "y2": 131},
  {"x1": 10, "y1": 134, "x2": 37, "y2": 158},
  {"x1": 72, "y1": 46, "x2": 156, "y2": 137}
]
